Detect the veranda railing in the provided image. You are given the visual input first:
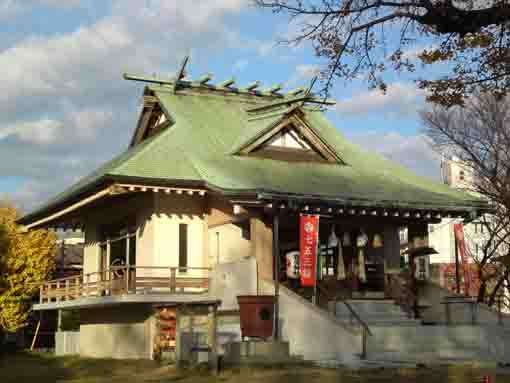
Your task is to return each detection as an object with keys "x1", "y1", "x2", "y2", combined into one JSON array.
[{"x1": 39, "y1": 266, "x2": 210, "y2": 304}]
